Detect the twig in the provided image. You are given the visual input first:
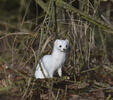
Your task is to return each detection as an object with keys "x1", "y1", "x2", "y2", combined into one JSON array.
[{"x1": 0, "y1": 32, "x2": 30, "y2": 40}]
